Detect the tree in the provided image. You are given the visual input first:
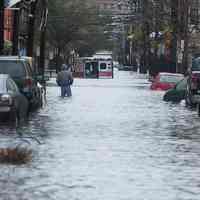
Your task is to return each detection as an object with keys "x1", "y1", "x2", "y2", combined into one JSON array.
[{"x1": 47, "y1": 0, "x2": 113, "y2": 61}]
